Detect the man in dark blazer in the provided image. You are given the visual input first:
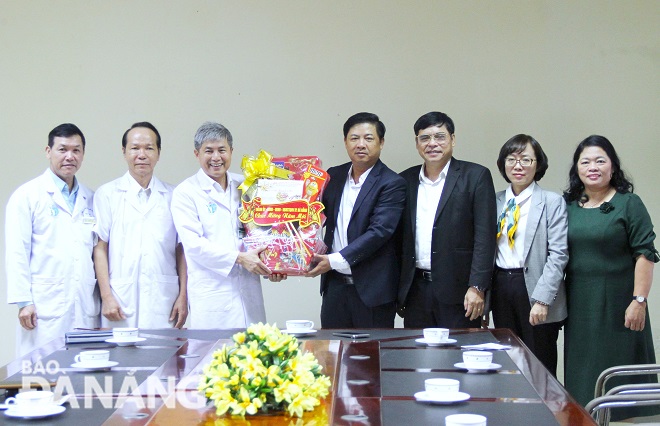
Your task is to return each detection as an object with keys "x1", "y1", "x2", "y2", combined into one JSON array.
[
  {"x1": 397, "y1": 111, "x2": 496, "y2": 328},
  {"x1": 307, "y1": 112, "x2": 406, "y2": 328}
]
